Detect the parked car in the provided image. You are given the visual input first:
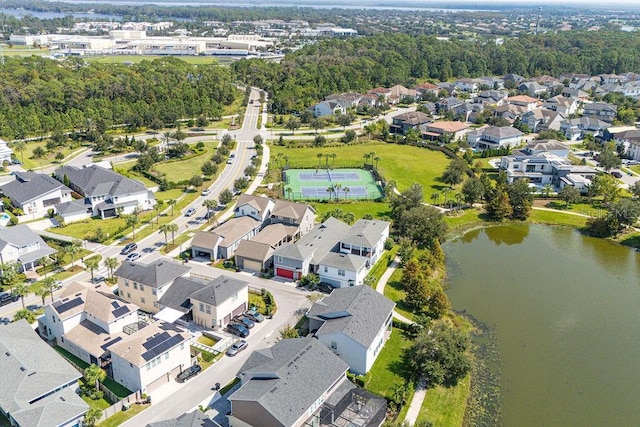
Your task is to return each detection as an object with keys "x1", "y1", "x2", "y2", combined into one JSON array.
[
  {"x1": 185, "y1": 207, "x2": 197, "y2": 217},
  {"x1": 243, "y1": 310, "x2": 265, "y2": 323},
  {"x1": 176, "y1": 364, "x2": 202, "y2": 383},
  {"x1": 611, "y1": 171, "x2": 623, "y2": 179},
  {"x1": 121, "y1": 242, "x2": 138, "y2": 255},
  {"x1": 11, "y1": 158, "x2": 21, "y2": 165},
  {"x1": 226, "y1": 340, "x2": 248, "y2": 357},
  {"x1": 125, "y1": 252, "x2": 141, "y2": 262},
  {"x1": 226, "y1": 322, "x2": 250, "y2": 338},
  {"x1": 0, "y1": 292, "x2": 19, "y2": 307},
  {"x1": 201, "y1": 188, "x2": 211, "y2": 196},
  {"x1": 53, "y1": 280, "x2": 63, "y2": 290},
  {"x1": 233, "y1": 315, "x2": 255, "y2": 329},
  {"x1": 0, "y1": 317, "x2": 11, "y2": 325},
  {"x1": 227, "y1": 153, "x2": 236, "y2": 164}
]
